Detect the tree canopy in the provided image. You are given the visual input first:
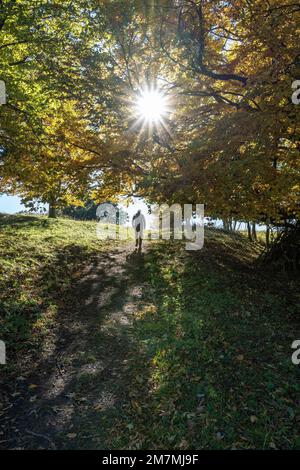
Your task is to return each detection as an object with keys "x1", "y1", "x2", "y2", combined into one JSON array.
[{"x1": 0, "y1": 0, "x2": 299, "y2": 225}]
